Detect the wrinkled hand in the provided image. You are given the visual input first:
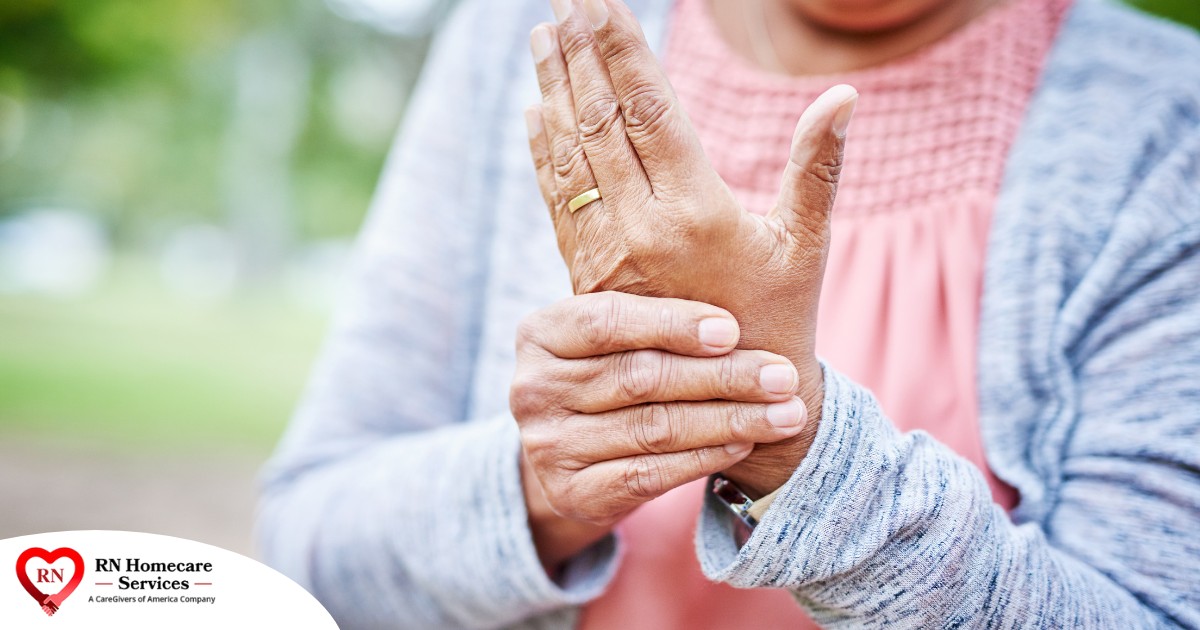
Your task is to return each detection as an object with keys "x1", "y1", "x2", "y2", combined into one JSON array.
[
  {"x1": 512, "y1": 292, "x2": 807, "y2": 568},
  {"x1": 524, "y1": 0, "x2": 857, "y2": 495}
]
